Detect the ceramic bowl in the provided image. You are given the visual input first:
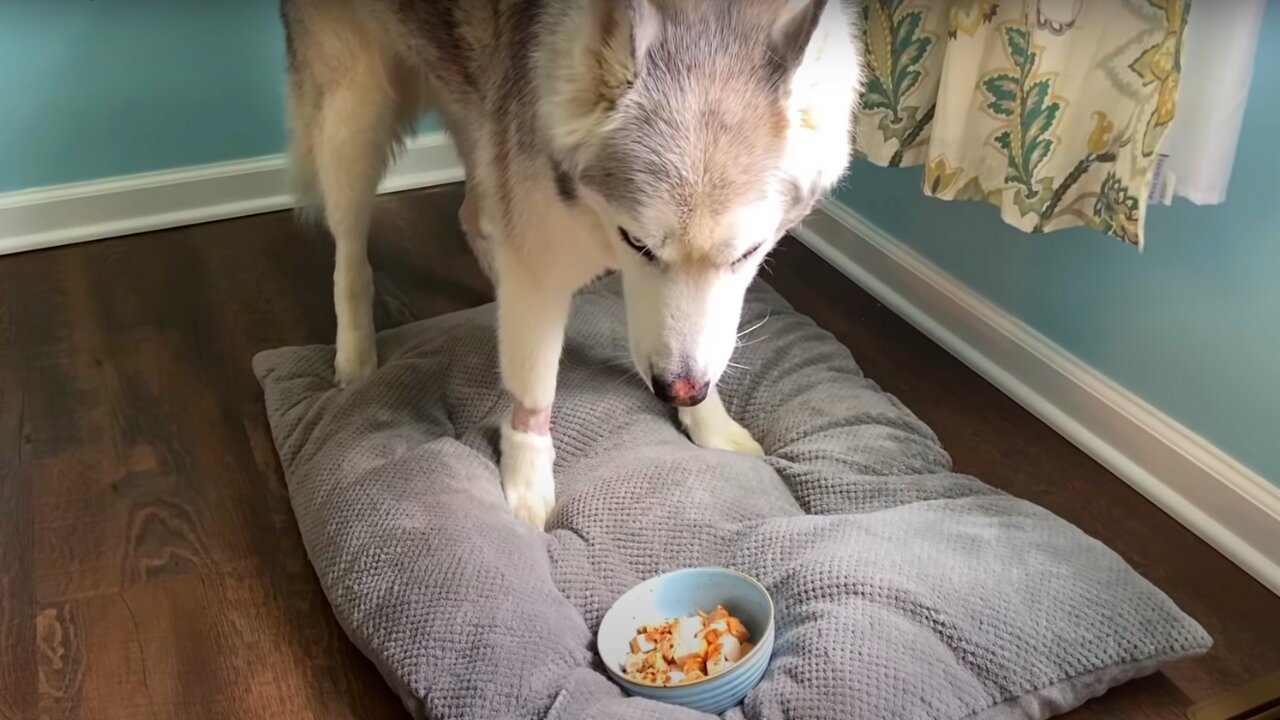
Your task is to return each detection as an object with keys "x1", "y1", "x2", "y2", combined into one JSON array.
[{"x1": 597, "y1": 567, "x2": 775, "y2": 715}]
